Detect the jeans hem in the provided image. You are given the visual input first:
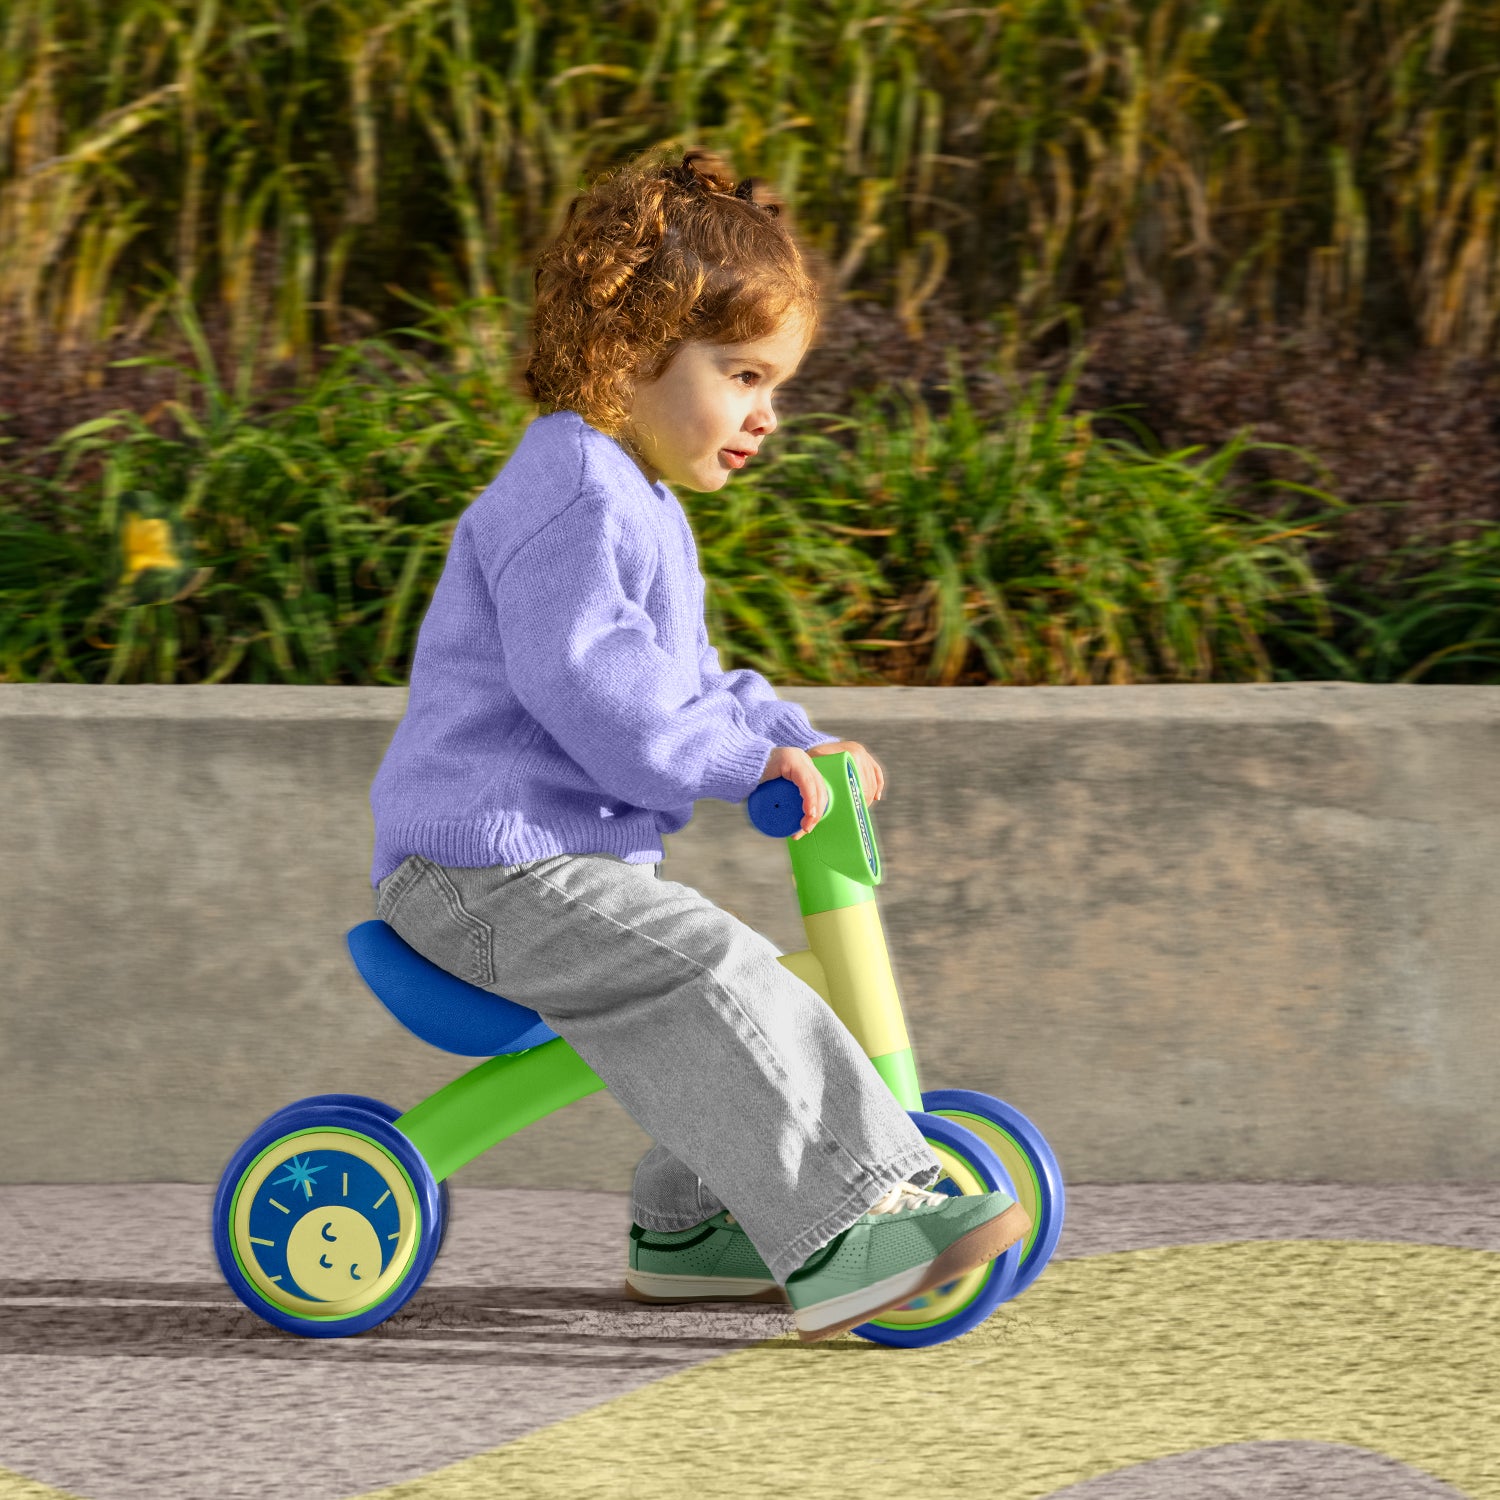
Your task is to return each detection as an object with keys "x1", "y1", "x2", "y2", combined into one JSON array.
[
  {"x1": 632, "y1": 1210, "x2": 717, "y2": 1233},
  {"x1": 766, "y1": 1144, "x2": 943, "y2": 1286}
]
